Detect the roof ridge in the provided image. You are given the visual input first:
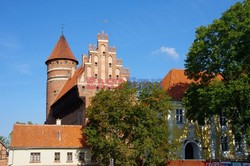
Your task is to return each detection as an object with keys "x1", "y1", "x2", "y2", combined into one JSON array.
[
  {"x1": 51, "y1": 66, "x2": 85, "y2": 105},
  {"x1": 14, "y1": 124, "x2": 82, "y2": 127}
]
